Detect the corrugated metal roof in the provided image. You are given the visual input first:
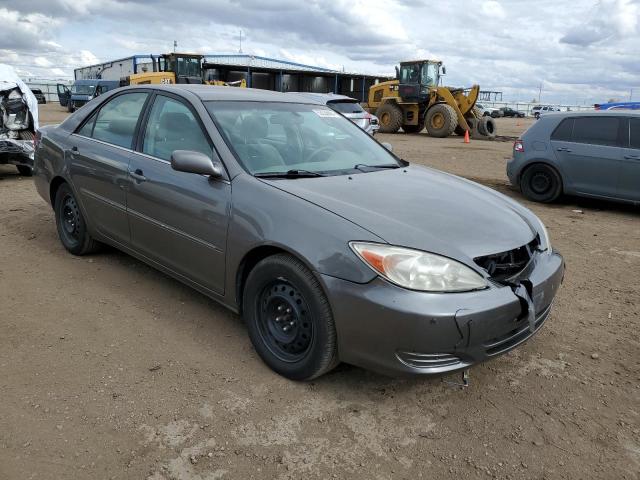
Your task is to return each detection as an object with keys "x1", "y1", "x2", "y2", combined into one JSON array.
[{"x1": 203, "y1": 54, "x2": 337, "y2": 73}]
